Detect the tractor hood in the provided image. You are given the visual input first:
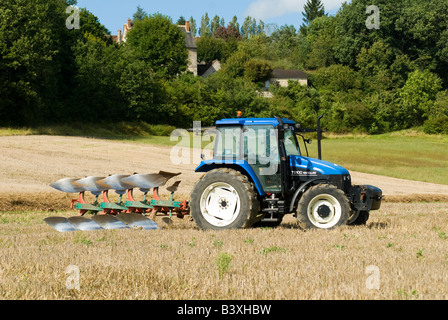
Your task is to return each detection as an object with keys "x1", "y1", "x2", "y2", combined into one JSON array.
[{"x1": 289, "y1": 156, "x2": 350, "y2": 177}]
